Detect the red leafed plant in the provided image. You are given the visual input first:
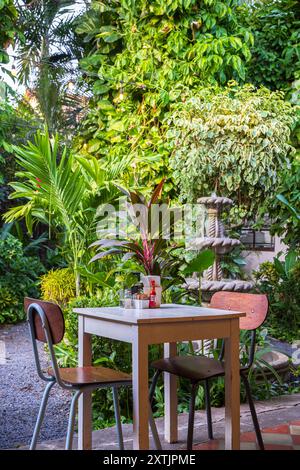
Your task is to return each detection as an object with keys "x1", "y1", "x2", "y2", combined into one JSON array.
[{"x1": 90, "y1": 179, "x2": 181, "y2": 277}]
